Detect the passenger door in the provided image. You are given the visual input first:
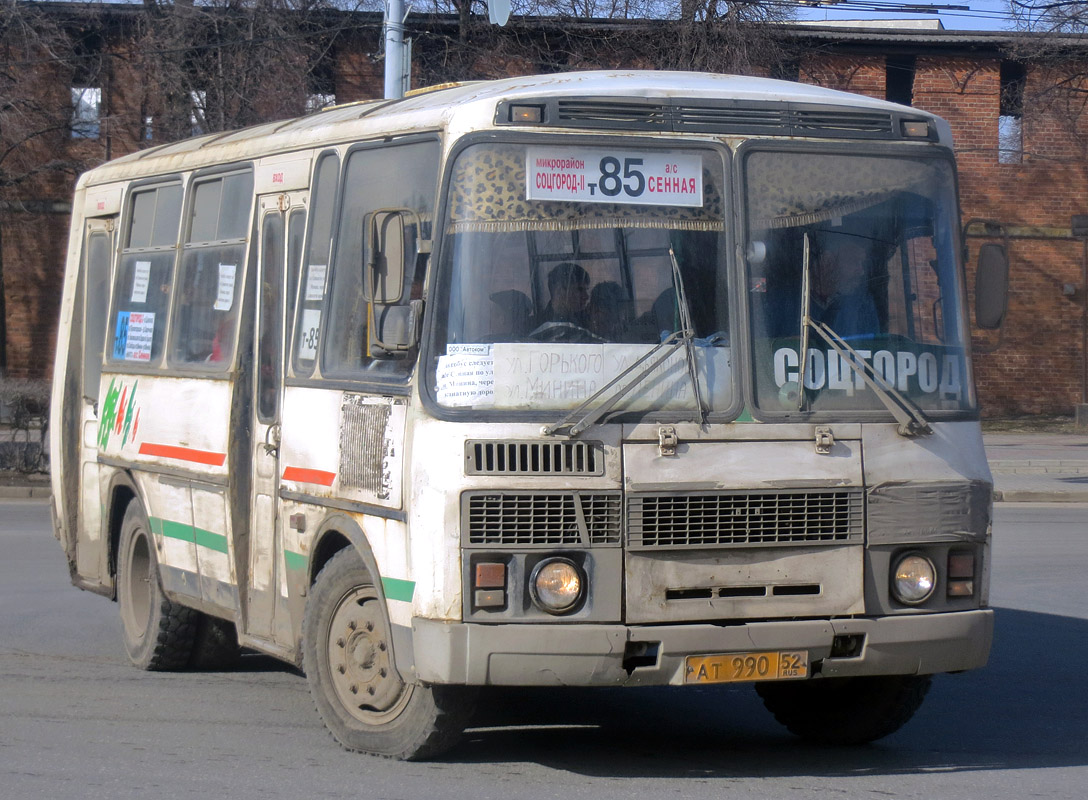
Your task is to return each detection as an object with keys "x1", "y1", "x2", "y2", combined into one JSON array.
[
  {"x1": 74, "y1": 216, "x2": 115, "y2": 580},
  {"x1": 246, "y1": 192, "x2": 306, "y2": 644}
]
